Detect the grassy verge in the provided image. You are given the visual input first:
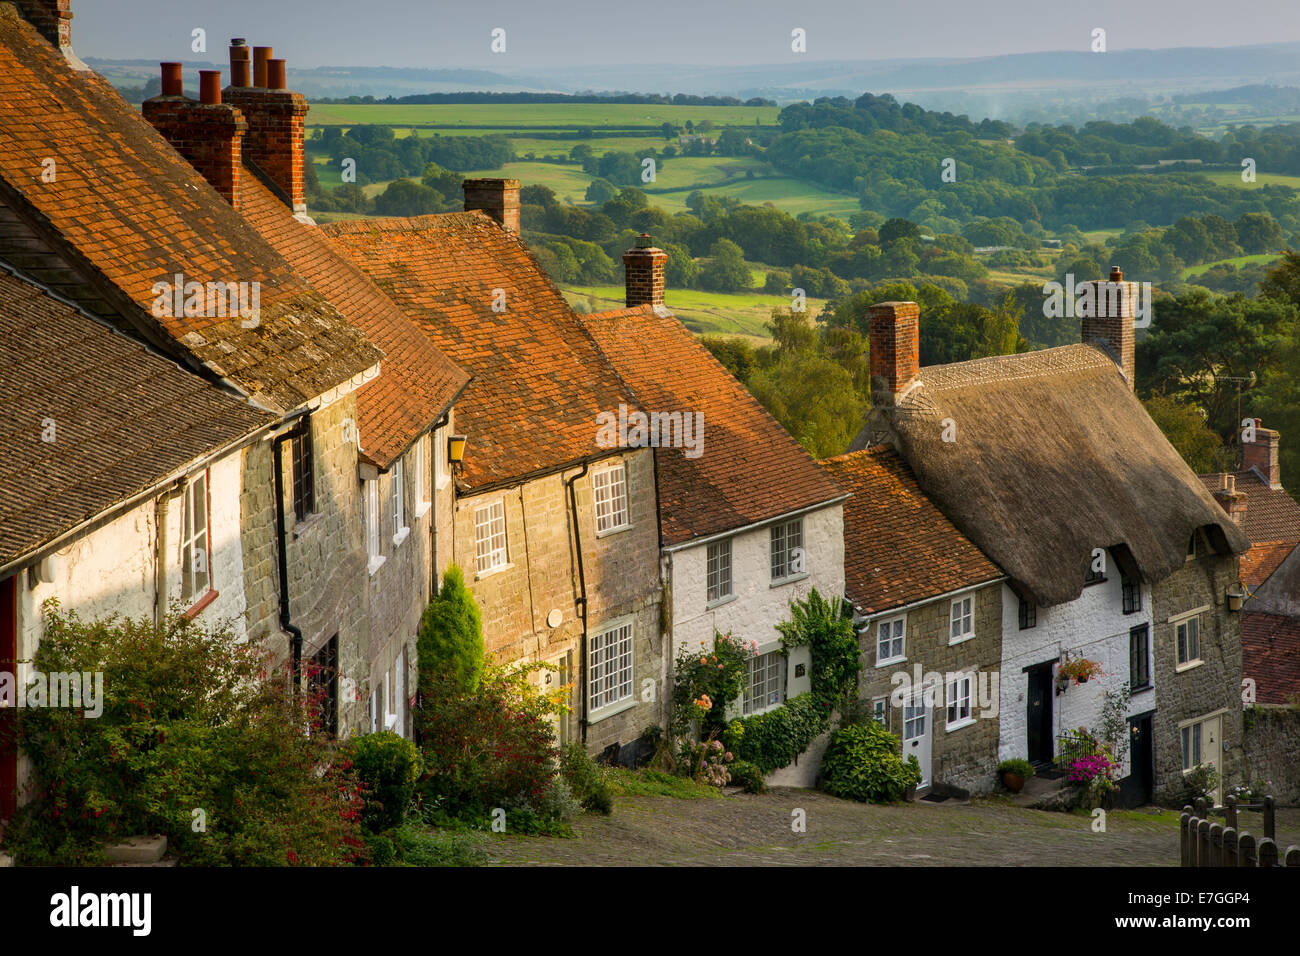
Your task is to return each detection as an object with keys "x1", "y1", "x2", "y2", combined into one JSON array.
[{"x1": 604, "y1": 767, "x2": 725, "y2": 799}]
